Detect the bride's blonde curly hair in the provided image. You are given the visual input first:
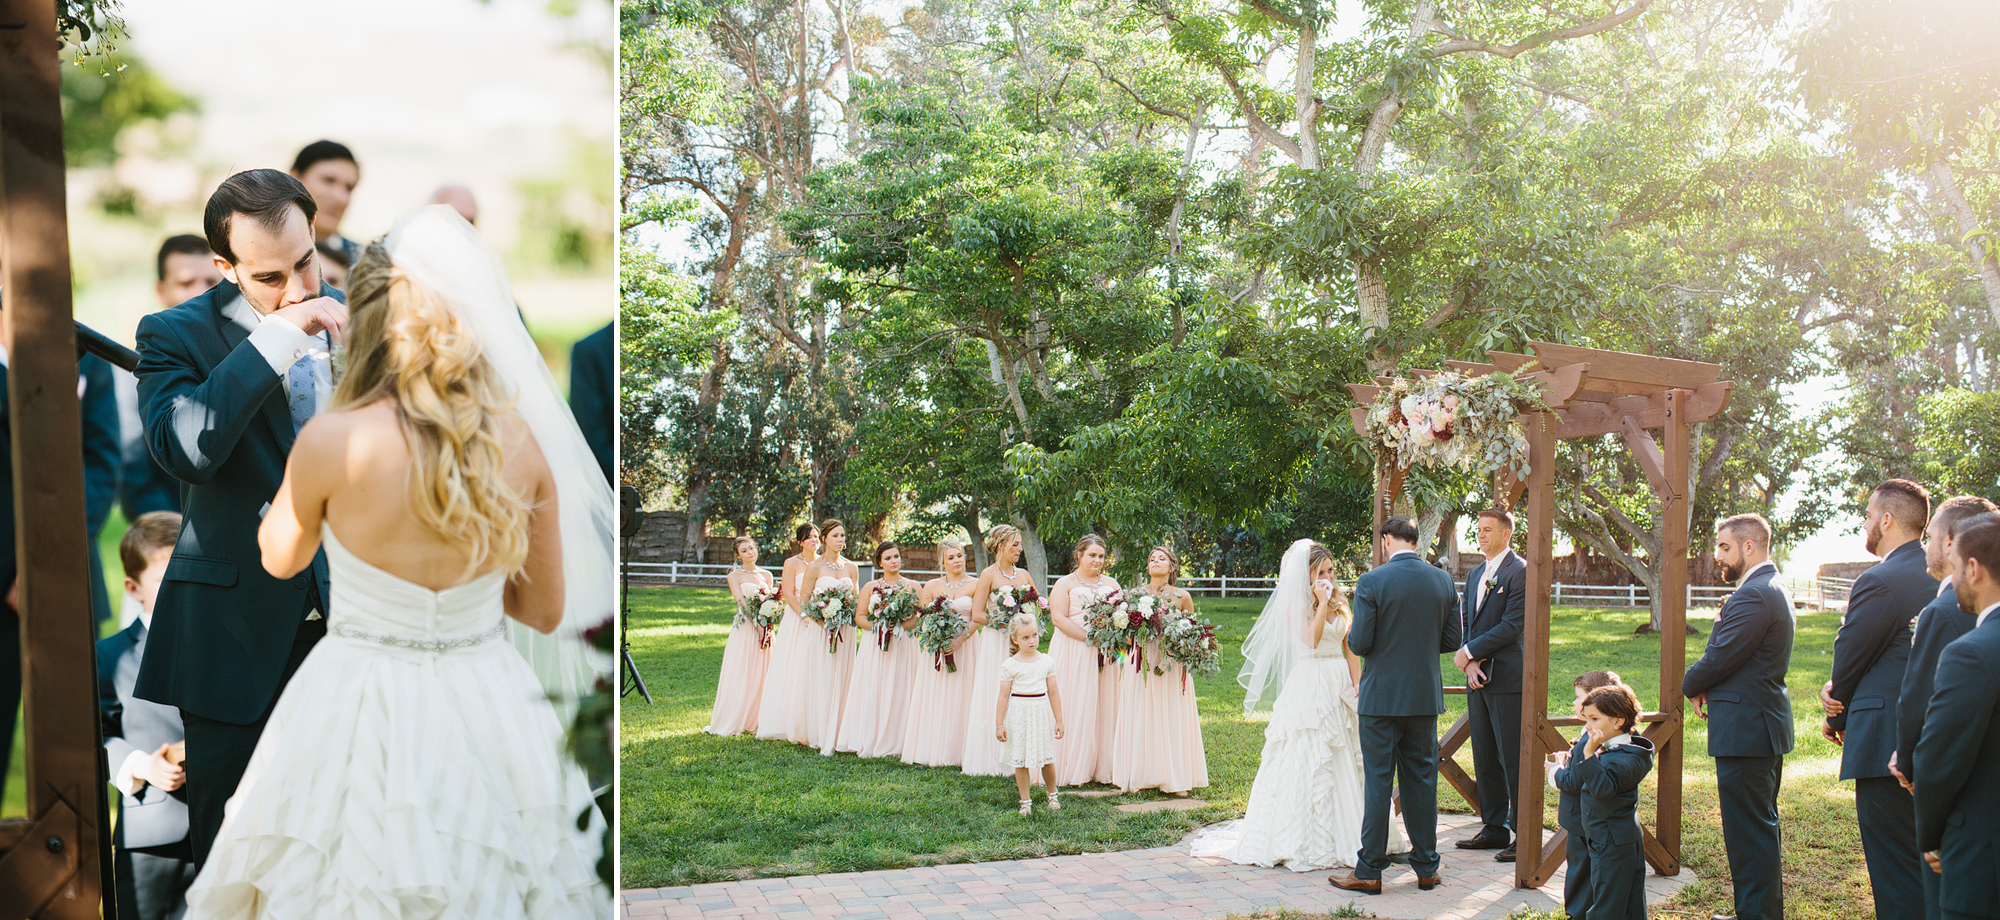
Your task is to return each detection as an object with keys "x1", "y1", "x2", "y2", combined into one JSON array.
[{"x1": 332, "y1": 240, "x2": 529, "y2": 577}]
